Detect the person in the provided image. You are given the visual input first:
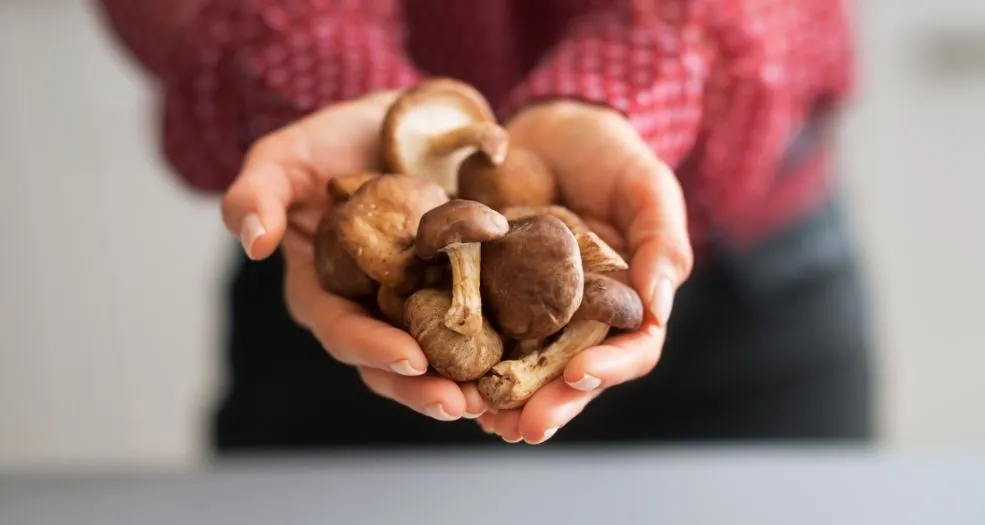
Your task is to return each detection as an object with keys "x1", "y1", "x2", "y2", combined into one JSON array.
[{"x1": 93, "y1": 0, "x2": 874, "y2": 449}]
